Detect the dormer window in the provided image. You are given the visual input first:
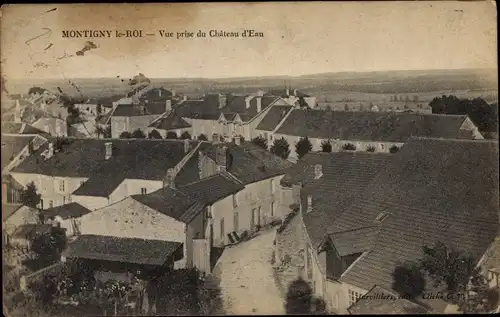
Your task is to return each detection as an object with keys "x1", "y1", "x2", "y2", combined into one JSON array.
[{"x1": 375, "y1": 212, "x2": 389, "y2": 222}]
